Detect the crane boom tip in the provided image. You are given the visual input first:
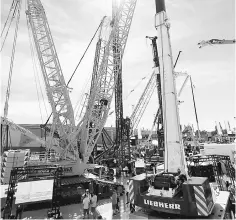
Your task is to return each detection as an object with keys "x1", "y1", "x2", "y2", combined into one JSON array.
[{"x1": 155, "y1": 0, "x2": 166, "y2": 13}]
